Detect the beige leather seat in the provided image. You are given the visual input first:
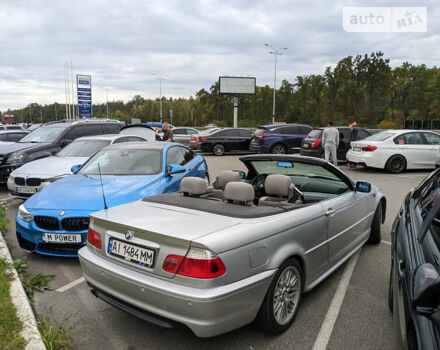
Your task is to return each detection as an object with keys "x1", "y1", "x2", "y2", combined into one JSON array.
[
  {"x1": 212, "y1": 170, "x2": 241, "y2": 200},
  {"x1": 224, "y1": 182, "x2": 255, "y2": 206},
  {"x1": 258, "y1": 174, "x2": 296, "y2": 207}
]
